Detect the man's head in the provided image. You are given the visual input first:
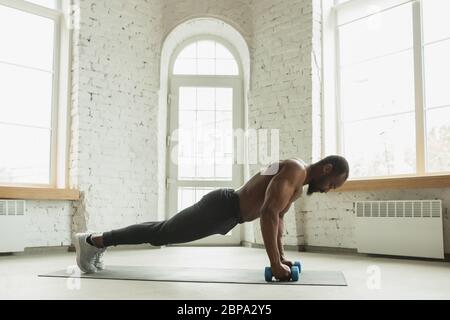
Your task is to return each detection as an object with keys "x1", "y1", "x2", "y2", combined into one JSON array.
[{"x1": 307, "y1": 155, "x2": 349, "y2": 196}]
